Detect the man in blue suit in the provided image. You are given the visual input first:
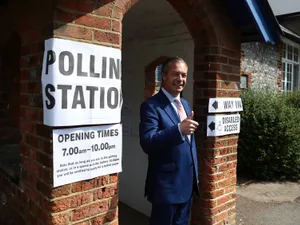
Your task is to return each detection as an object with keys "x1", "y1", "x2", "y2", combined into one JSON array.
[{"x1": 139, "y1": 57, "x2": 199, "y2": 225}]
